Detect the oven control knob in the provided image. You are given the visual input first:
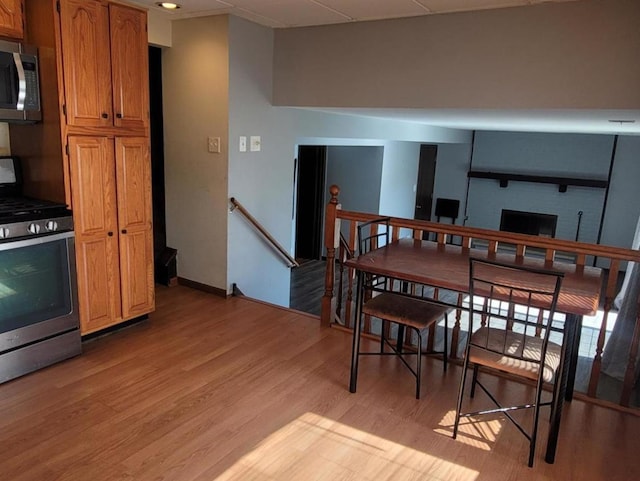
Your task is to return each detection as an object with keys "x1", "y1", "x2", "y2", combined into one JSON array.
[
  {"x1": 28, "y1": 223, "x2": 41, "y2": 234},
  {"x1": 45, "y1": 221, "x2": 59, "y2": 232},
  {"x1": 0, "y1": 227, "x2": 8, "y2": 239}
]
